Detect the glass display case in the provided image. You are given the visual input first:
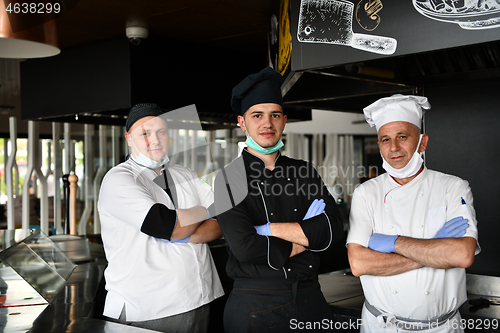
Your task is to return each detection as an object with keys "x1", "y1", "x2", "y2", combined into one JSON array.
[{"x1": 0, "y1": 229, "x2": 76, "y2": 307}]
